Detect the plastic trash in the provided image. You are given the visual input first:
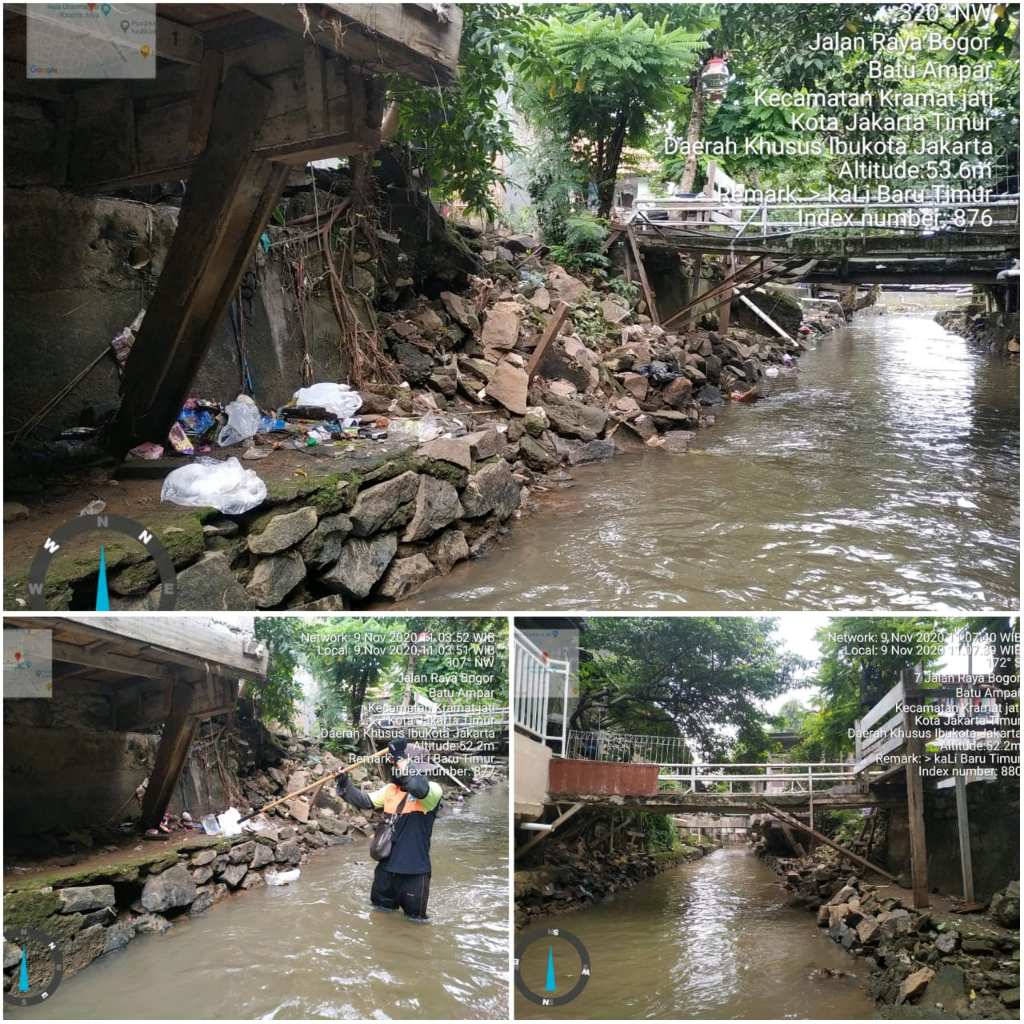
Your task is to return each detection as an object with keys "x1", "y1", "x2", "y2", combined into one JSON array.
[
  {"x1": 217, "y1": 807, "x2": 243, "y2": 837},
  {"x1": 129, "y1": 442, "x2": 164, "y2": 459},
  {"x1": 291, "y1": 383, "x2": 362, "y2": 420},
  {"x1": 265, "y1": 868, "x2": 301, "y2": 885},
  {"x1": 200, "y1": 814, "x2": 221, "y2": 835},
  {"x1": 218, "y1": 397, "x2": 262, "y2": 447},
  {"x1": 161, "y1": 457, "x2": 267, "y2": 514},
  {"x1": 79, "y1": 500, "x2": 107, "y2": 516}
]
